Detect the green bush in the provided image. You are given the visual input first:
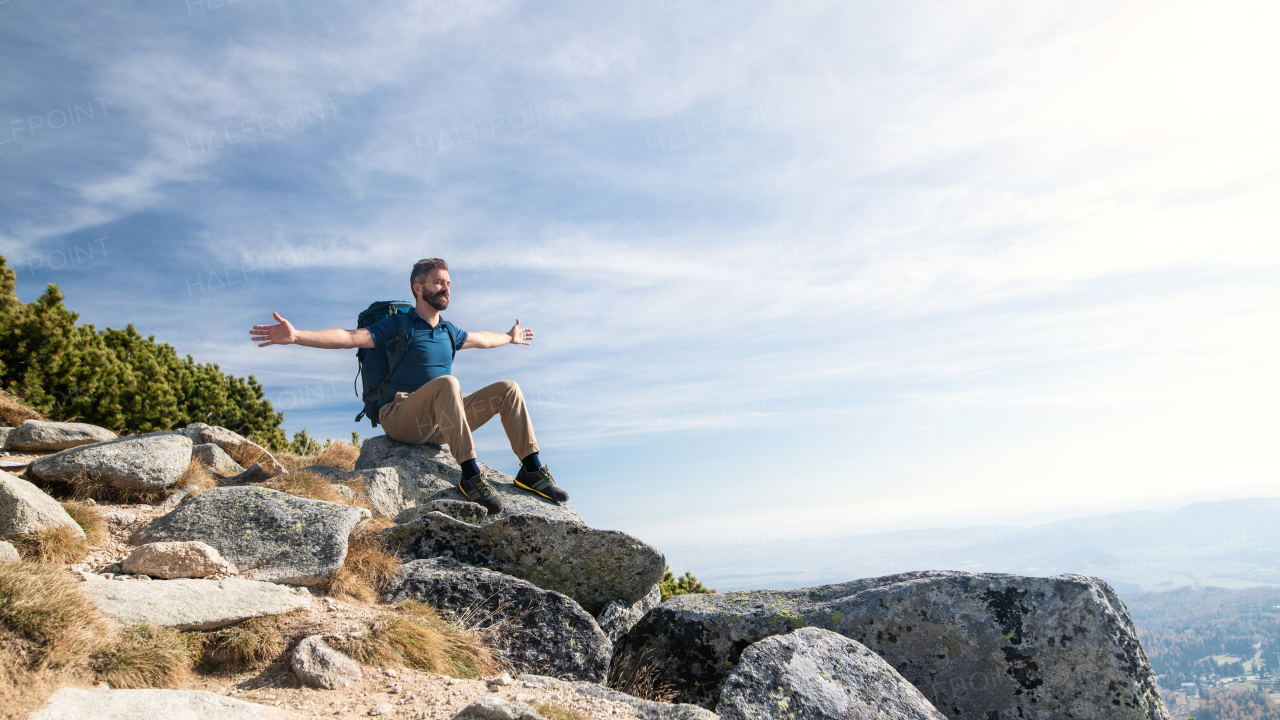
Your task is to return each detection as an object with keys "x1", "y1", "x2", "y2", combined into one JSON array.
[
  {"x1": 659, "y1": 566, "x2": 715, "y2": 601},
  {"x1": 0, "y1": 255, "x2": 286, "y2": 447},
  {"x1": 288, "y1": 428, "x2": 321, "y2": 455}
]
